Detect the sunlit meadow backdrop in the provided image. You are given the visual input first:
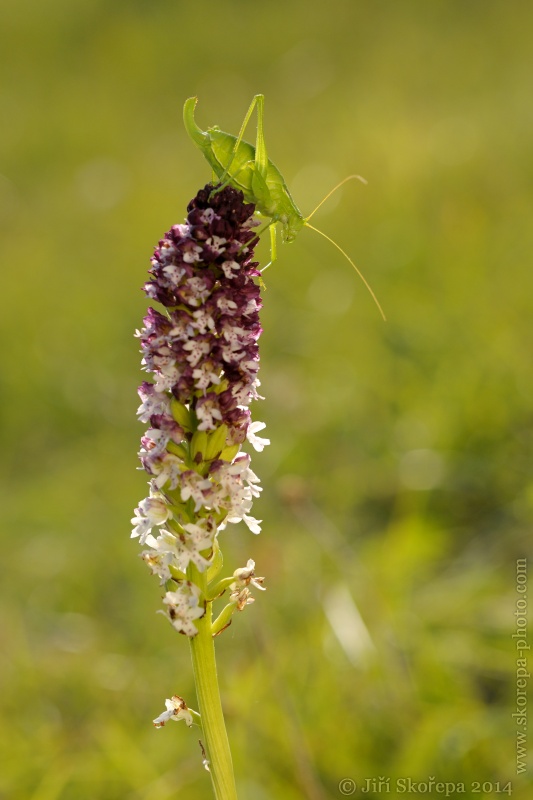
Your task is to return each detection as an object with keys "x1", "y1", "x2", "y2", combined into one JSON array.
[{"x1": 1, "y1": 1, "x2": 532, "y2": 798}]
